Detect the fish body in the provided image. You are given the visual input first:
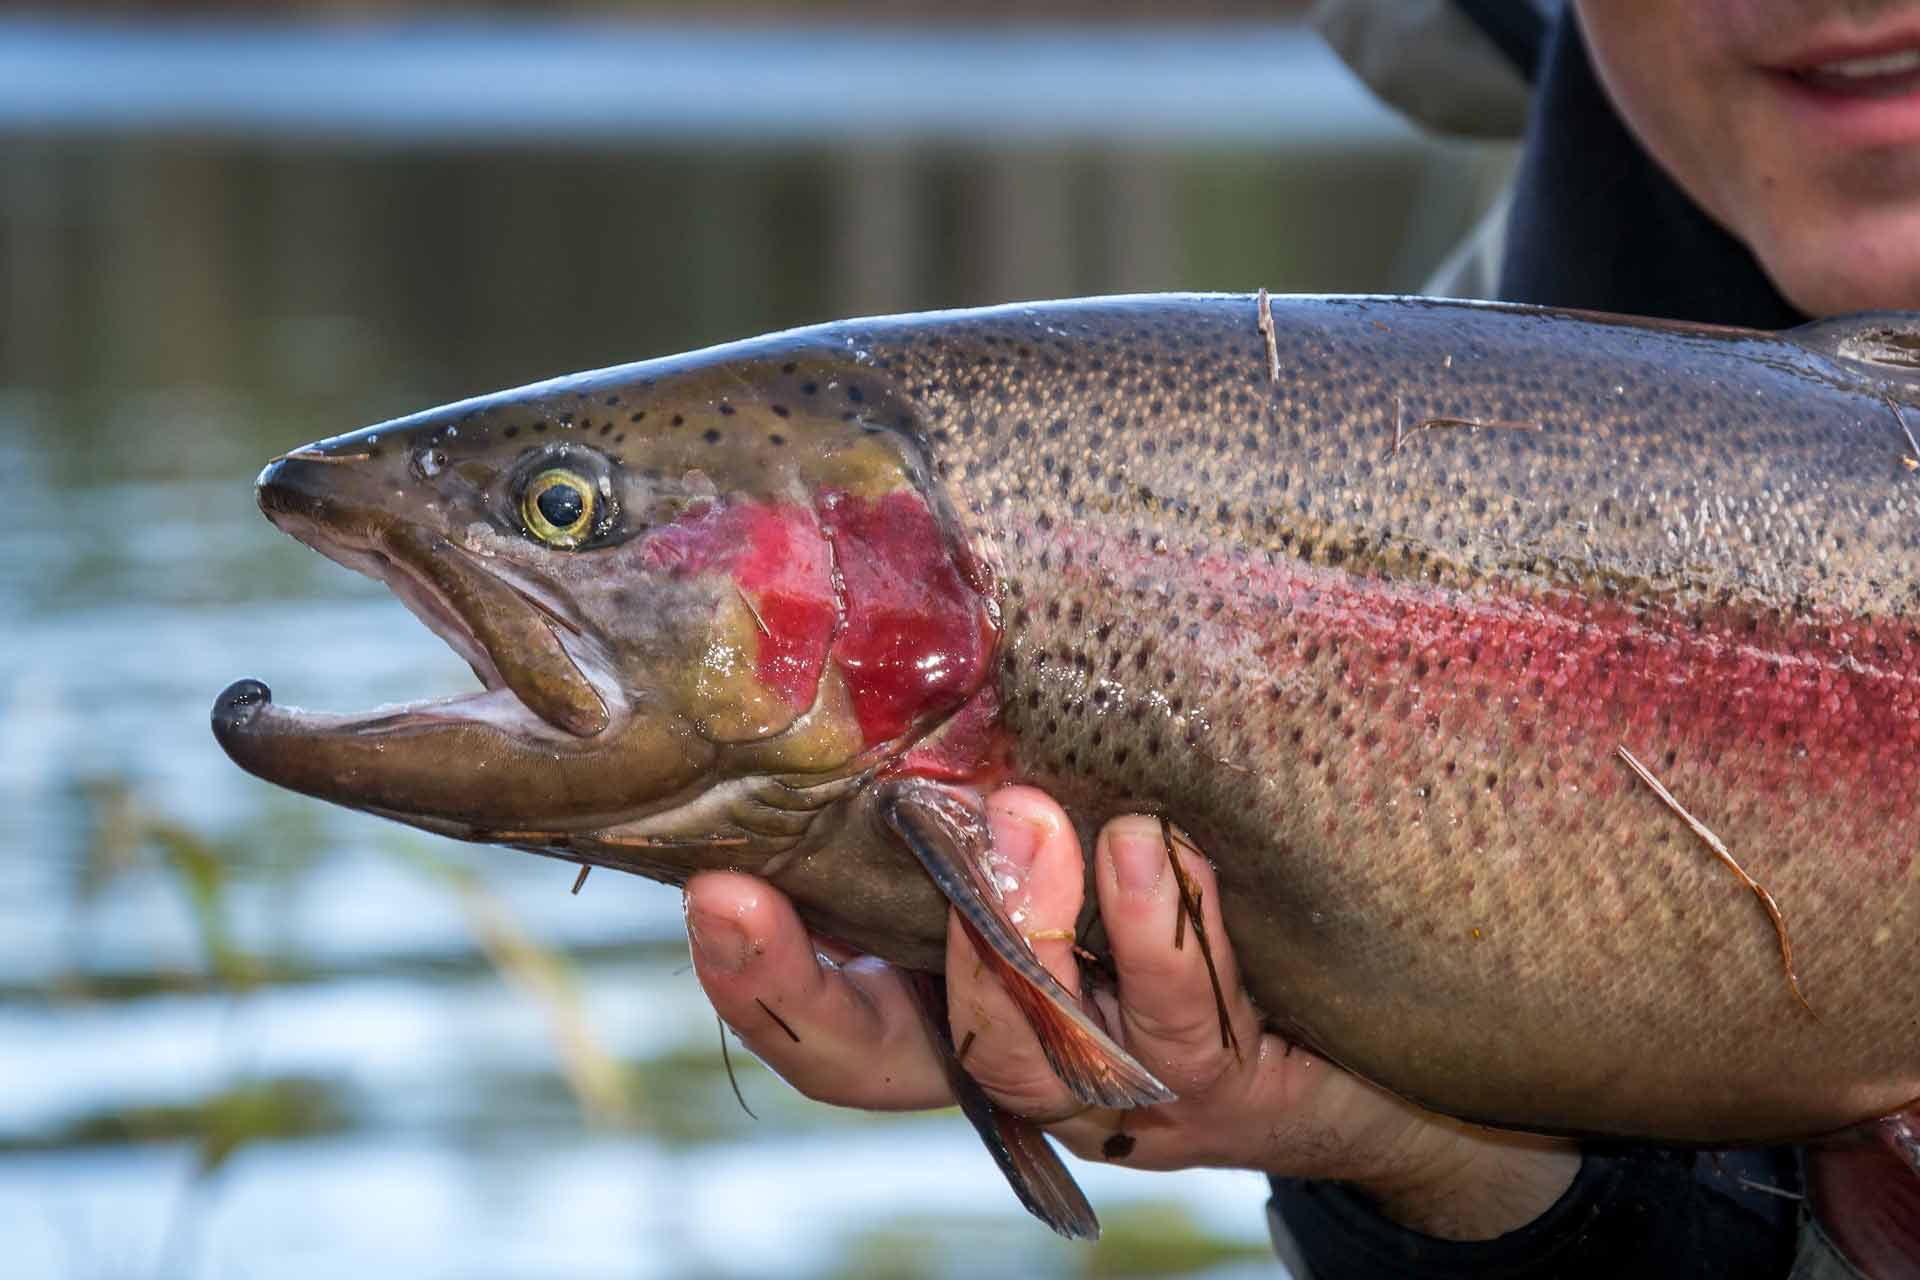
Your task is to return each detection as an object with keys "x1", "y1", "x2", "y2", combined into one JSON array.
[{"x1": 215, "y1": 294, "x2": 1920, "y2": 1156}]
